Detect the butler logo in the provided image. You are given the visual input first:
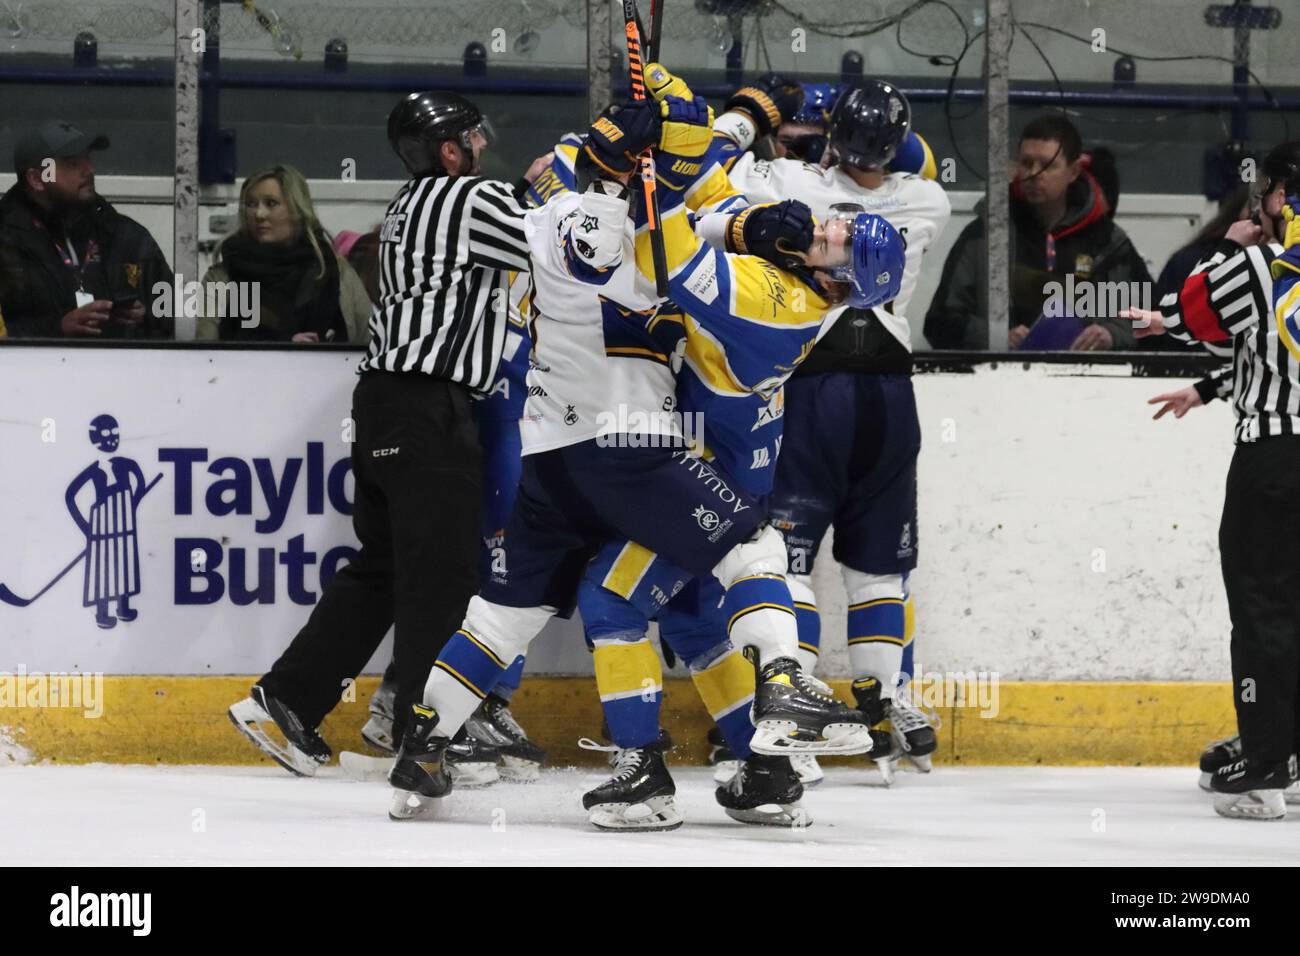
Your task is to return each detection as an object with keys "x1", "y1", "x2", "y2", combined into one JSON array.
[
  {"x1": 0, "y1": 417, "x2": 358, "y2": 615},
  {"x1": 0, "y1": 414, "x2": 161, "y2": 627}
]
